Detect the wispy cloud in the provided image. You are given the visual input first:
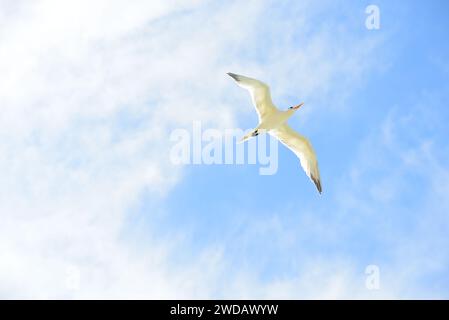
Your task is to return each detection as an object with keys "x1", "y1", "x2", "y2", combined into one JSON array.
[{"x1": 0, "y1": 0, "x2": 412, "y2": 299}]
